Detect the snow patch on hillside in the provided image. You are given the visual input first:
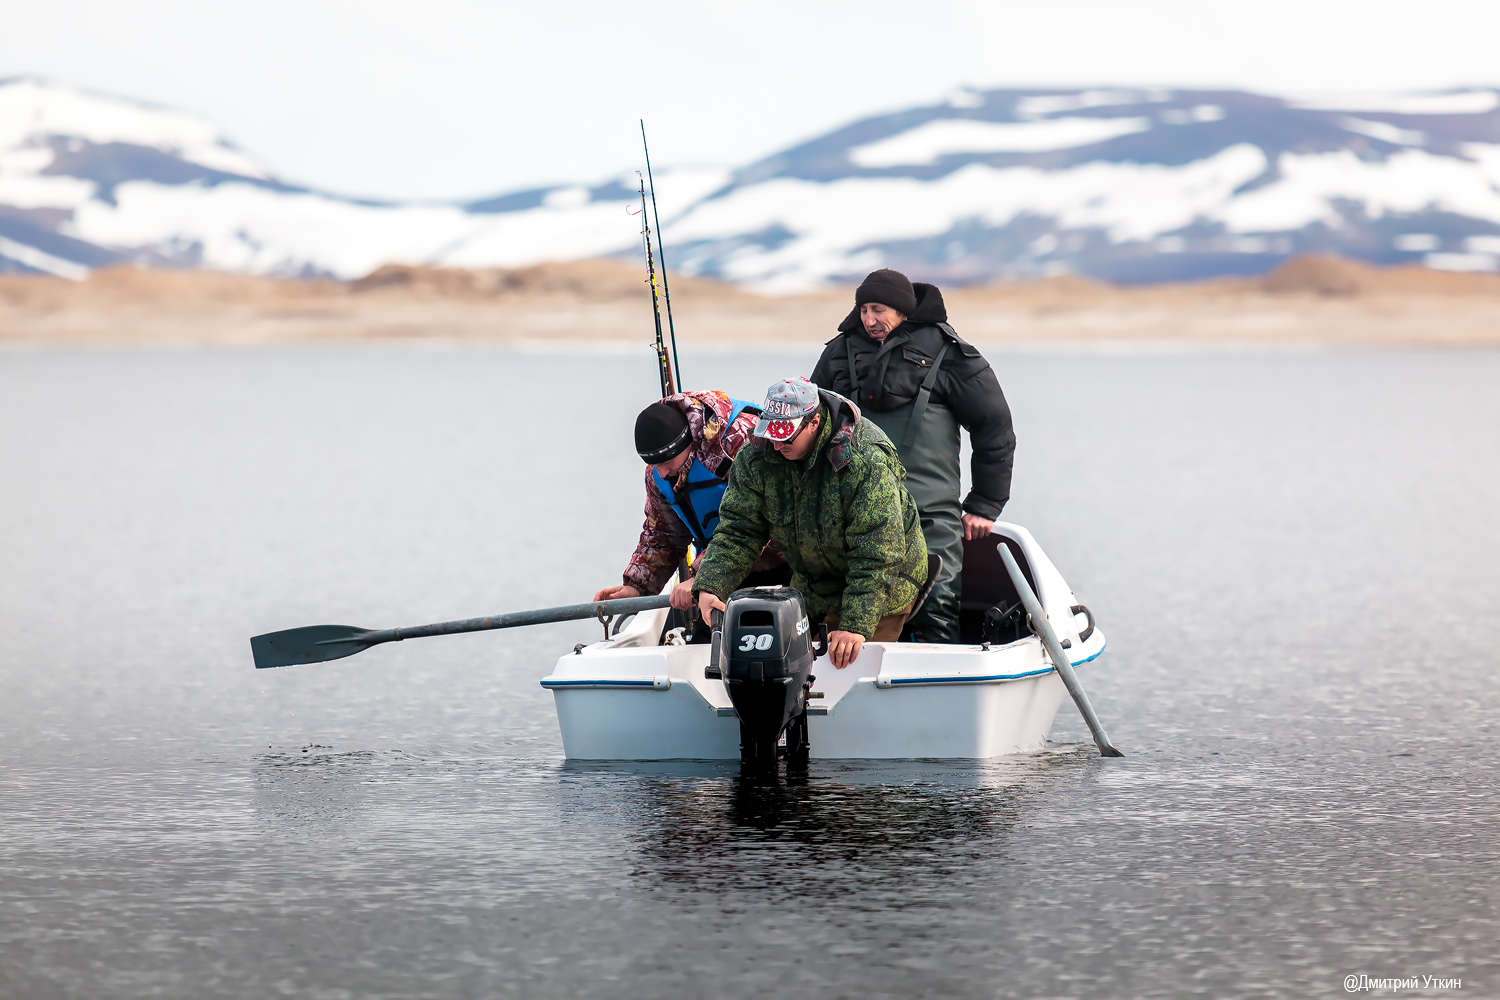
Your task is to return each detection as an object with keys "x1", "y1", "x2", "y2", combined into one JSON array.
[
  {"x1": 670, "y1": 139, "x2": 1500, "y2": 290},
  {"x1": 0, "y1": 235, "x2": 89, "y2": 279},
  {"x1": 1338, "y1": 117, "x2": 1426, "y2": 146},
  {"x1": 55, "y1": 164, "x2": 731, "y2": 277},
  {"x1": 850, "y1": 117, "x2": 1154, "y2": 167},
  {"x1": 439, "y1": 201, "x2": 645, "y2": 269},
  {"x1": 0, "y1": 78, "x2": 269, "y2": 179},
  {"x1": 0, "y1": 170, "x2": 95, "y2": 209},
  {"x1": 1223, "y1": 148, "x2": 1500, "y2": 232},
  {"x1": 1014, "y1": 90, "x2": 1166, "y2": 117},
  {"x1": 1289, "y1": 89, "x2": 1500, "y2": 115},
  {"x1": 68, "y1": 182, "x2": 471, "y2": 275},
  {"x1": 671, "y1": 144, "x2": 1269, "y2": 291}
]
